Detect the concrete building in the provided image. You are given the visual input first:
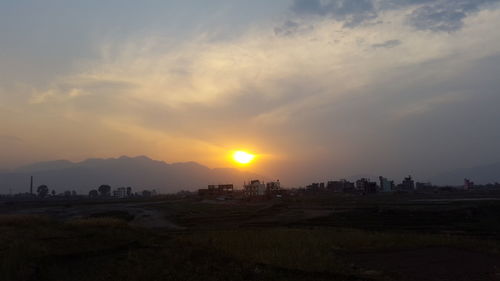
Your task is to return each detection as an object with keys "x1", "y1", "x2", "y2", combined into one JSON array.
[
  {"x1": 327, "y1": 180, "x2": 355, "y2": 192},
  {"x1": 198, "y1": 184, "x2": 234, "y2": 197},
  {"x1": 306, "y1": 182, "x2": 325, "y2": 192},
  {"x1": 397, "y1": 176, "x2": 415, "y2": 191},
  {"x1": 378, "y1": 176, "x2": 394, "y2": 193},
  {"x1": 244, "y1": 180, "x2": 266, "y2": 197},
  {"x1": 266, "y1": 180, "x2": 281, "y2": 197},
  {"x1": 113, "y1": 187, "x2": 128, "y2": 198},
  {"x1": 356, "y1": 178, "x2": 378, "y2": 194},
  {"x1": 464, "y1": 178, "x2": 474, "y2": 190},
  {"x1": 416, "y1": 182, "x2": 433, "y2": 191}
]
